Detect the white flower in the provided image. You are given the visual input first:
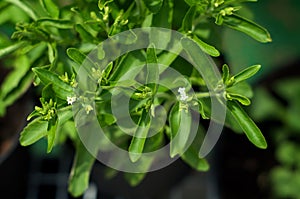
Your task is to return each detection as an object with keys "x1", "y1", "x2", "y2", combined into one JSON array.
[
  {"x1": 180, "y1": 94, "x2": 188, "y2": 101},
  {"x1": 178, "y1": 87, "x2": 189, "y2": 101},
  {"x1": 178, "y1": 87, "x2": 186, "y2": 94},
  {"x1": 67, "y1": 96, "x2": 77, "y2": 105}
]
